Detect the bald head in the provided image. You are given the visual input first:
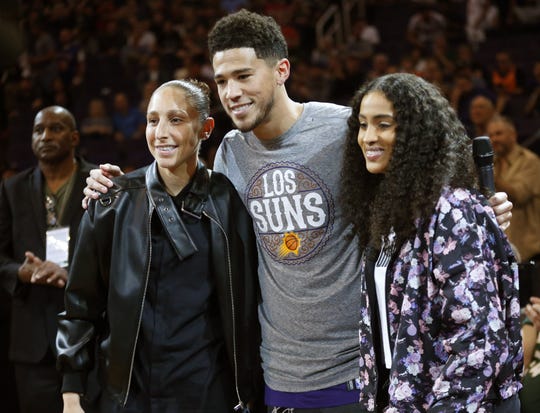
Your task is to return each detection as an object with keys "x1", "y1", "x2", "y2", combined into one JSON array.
[
  {"x1": 32, "y1": 105, "x2": 79, "y2": 164},
  {"x1": 36, "y1": 105, "x2": 77, "y2": 131}
]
